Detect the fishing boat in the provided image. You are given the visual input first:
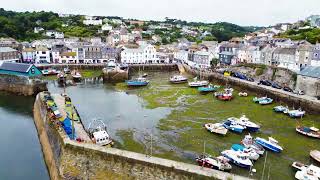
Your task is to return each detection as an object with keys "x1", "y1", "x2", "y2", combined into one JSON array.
[
  {"x1": 295, "y1": 164, "x2": 320, "y2": 180},
  {"x1": 71, "y1": 70, "x2": 82, "y2": 81},
  {"x1": 169, "y1": 75, "x2": 188, "y2": 84},
  {"x1": 214, "y1": 88, "x2": 233, "y2": 101},
  {"x1": 241, "y1": 134, "x2": 265, "y2": 155},
  {"x1": 196, "y1": 154, "x2": 232, "y2": 172},
  {"x1": 227, "y1": 115, "x2": 260, "y2": 132},
  {"x1": 296, "y1": 126, "x2": 320, "y2": 139},
  {"x1": 223, "y1": 120, "x2": 245, "y2": 133},
  {"x1": 231, "y1": 144, "x2": 260, "y2": 161},
  {"x1": 188, "y1": 77, "x2": 209, "y2": 87},
  {"x1": 273, "y1": 105, "x2": 289, "y2": 113},
  {"x1": 87, "y1": 119, "x2": 114, "y2": 146},
  {"x1": 255, "y1": 137, "x2": 283, "y2": 153},
  {"x1": 221, "y1": 149, "x2": 253, "y2": 169},
  {"x1": 198, "y1": 84, "x2": 219, "y2": 93},
  {"x1": 57, "y1": 72, "x2": 67, "y2": 84},
  {"x1": 287, "y1": 109, "x2": 306, "y2": 118},
  {"x1": 126, "y1": 77, "x2": 149, "y2": 86},
  {"x1": 238, "y1": 92, "x2": 248, "y2": 97},
  {"x1": 204, "y1": 123, "x2": 228, "y2": 135},
  {"x1": 310, "y1": 150, "x2": 320, "y2": 163}
]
